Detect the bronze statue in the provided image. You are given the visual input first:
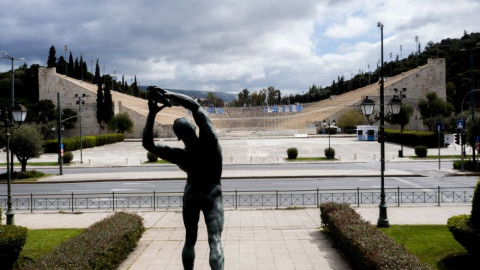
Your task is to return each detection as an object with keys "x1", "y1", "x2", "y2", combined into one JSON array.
[{"x1": 142, "y1": 86, "x2": 224, "y2": 270}]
